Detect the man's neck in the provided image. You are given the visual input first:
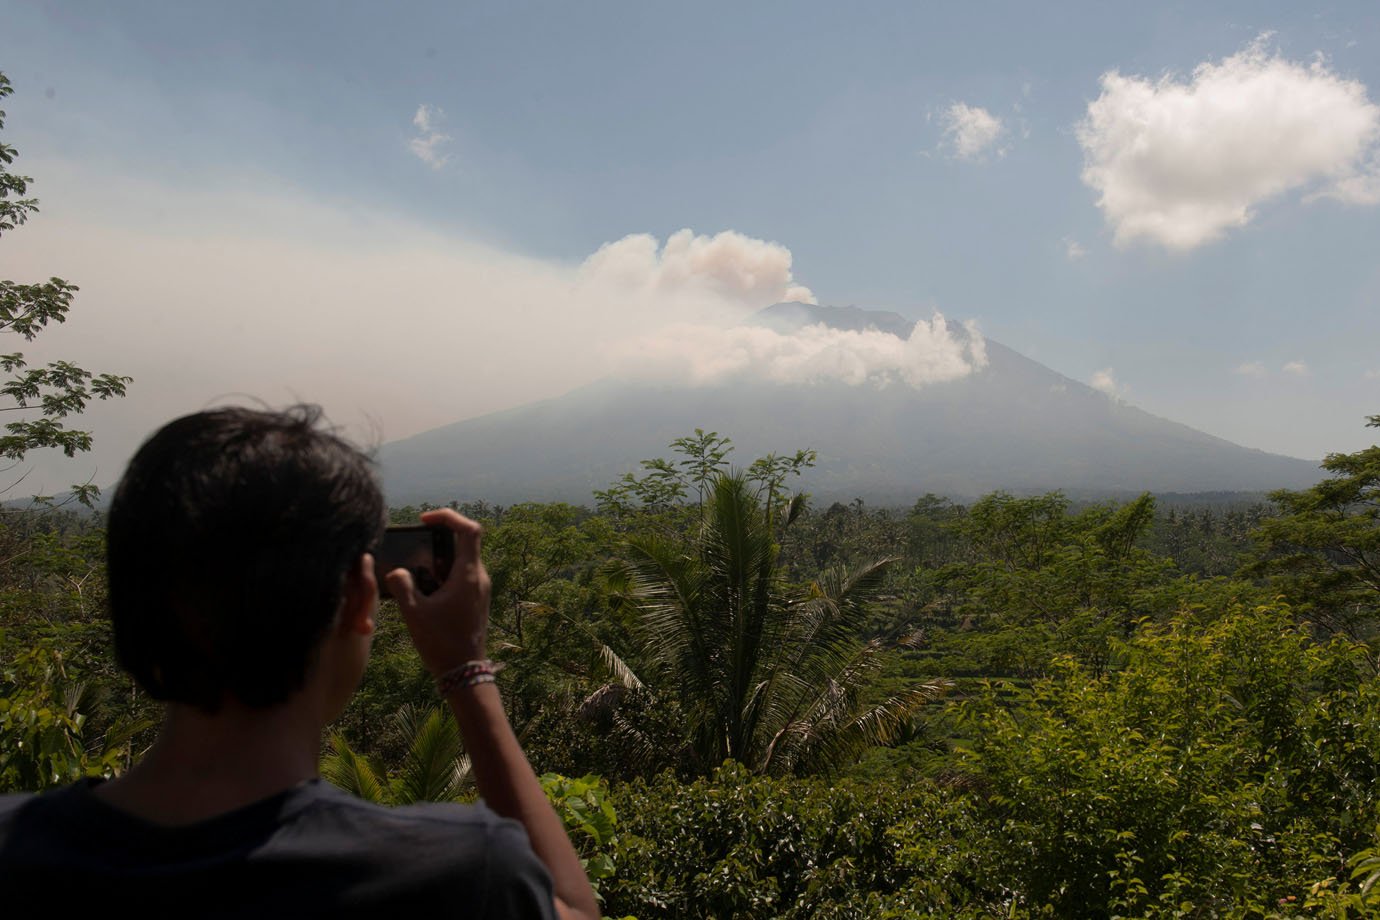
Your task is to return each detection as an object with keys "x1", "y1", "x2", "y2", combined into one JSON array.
[{"x1": 93, "y1": 699, "x2": 325, "y2": 827}]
